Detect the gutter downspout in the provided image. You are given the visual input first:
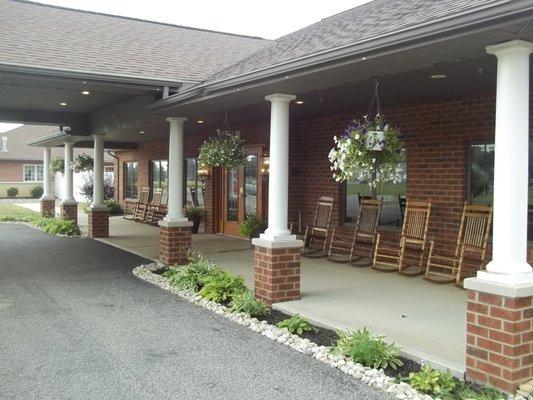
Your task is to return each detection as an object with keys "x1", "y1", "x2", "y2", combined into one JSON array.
[{"x1": 107, "y1": 150, "x2": 120, "y2": 201}]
